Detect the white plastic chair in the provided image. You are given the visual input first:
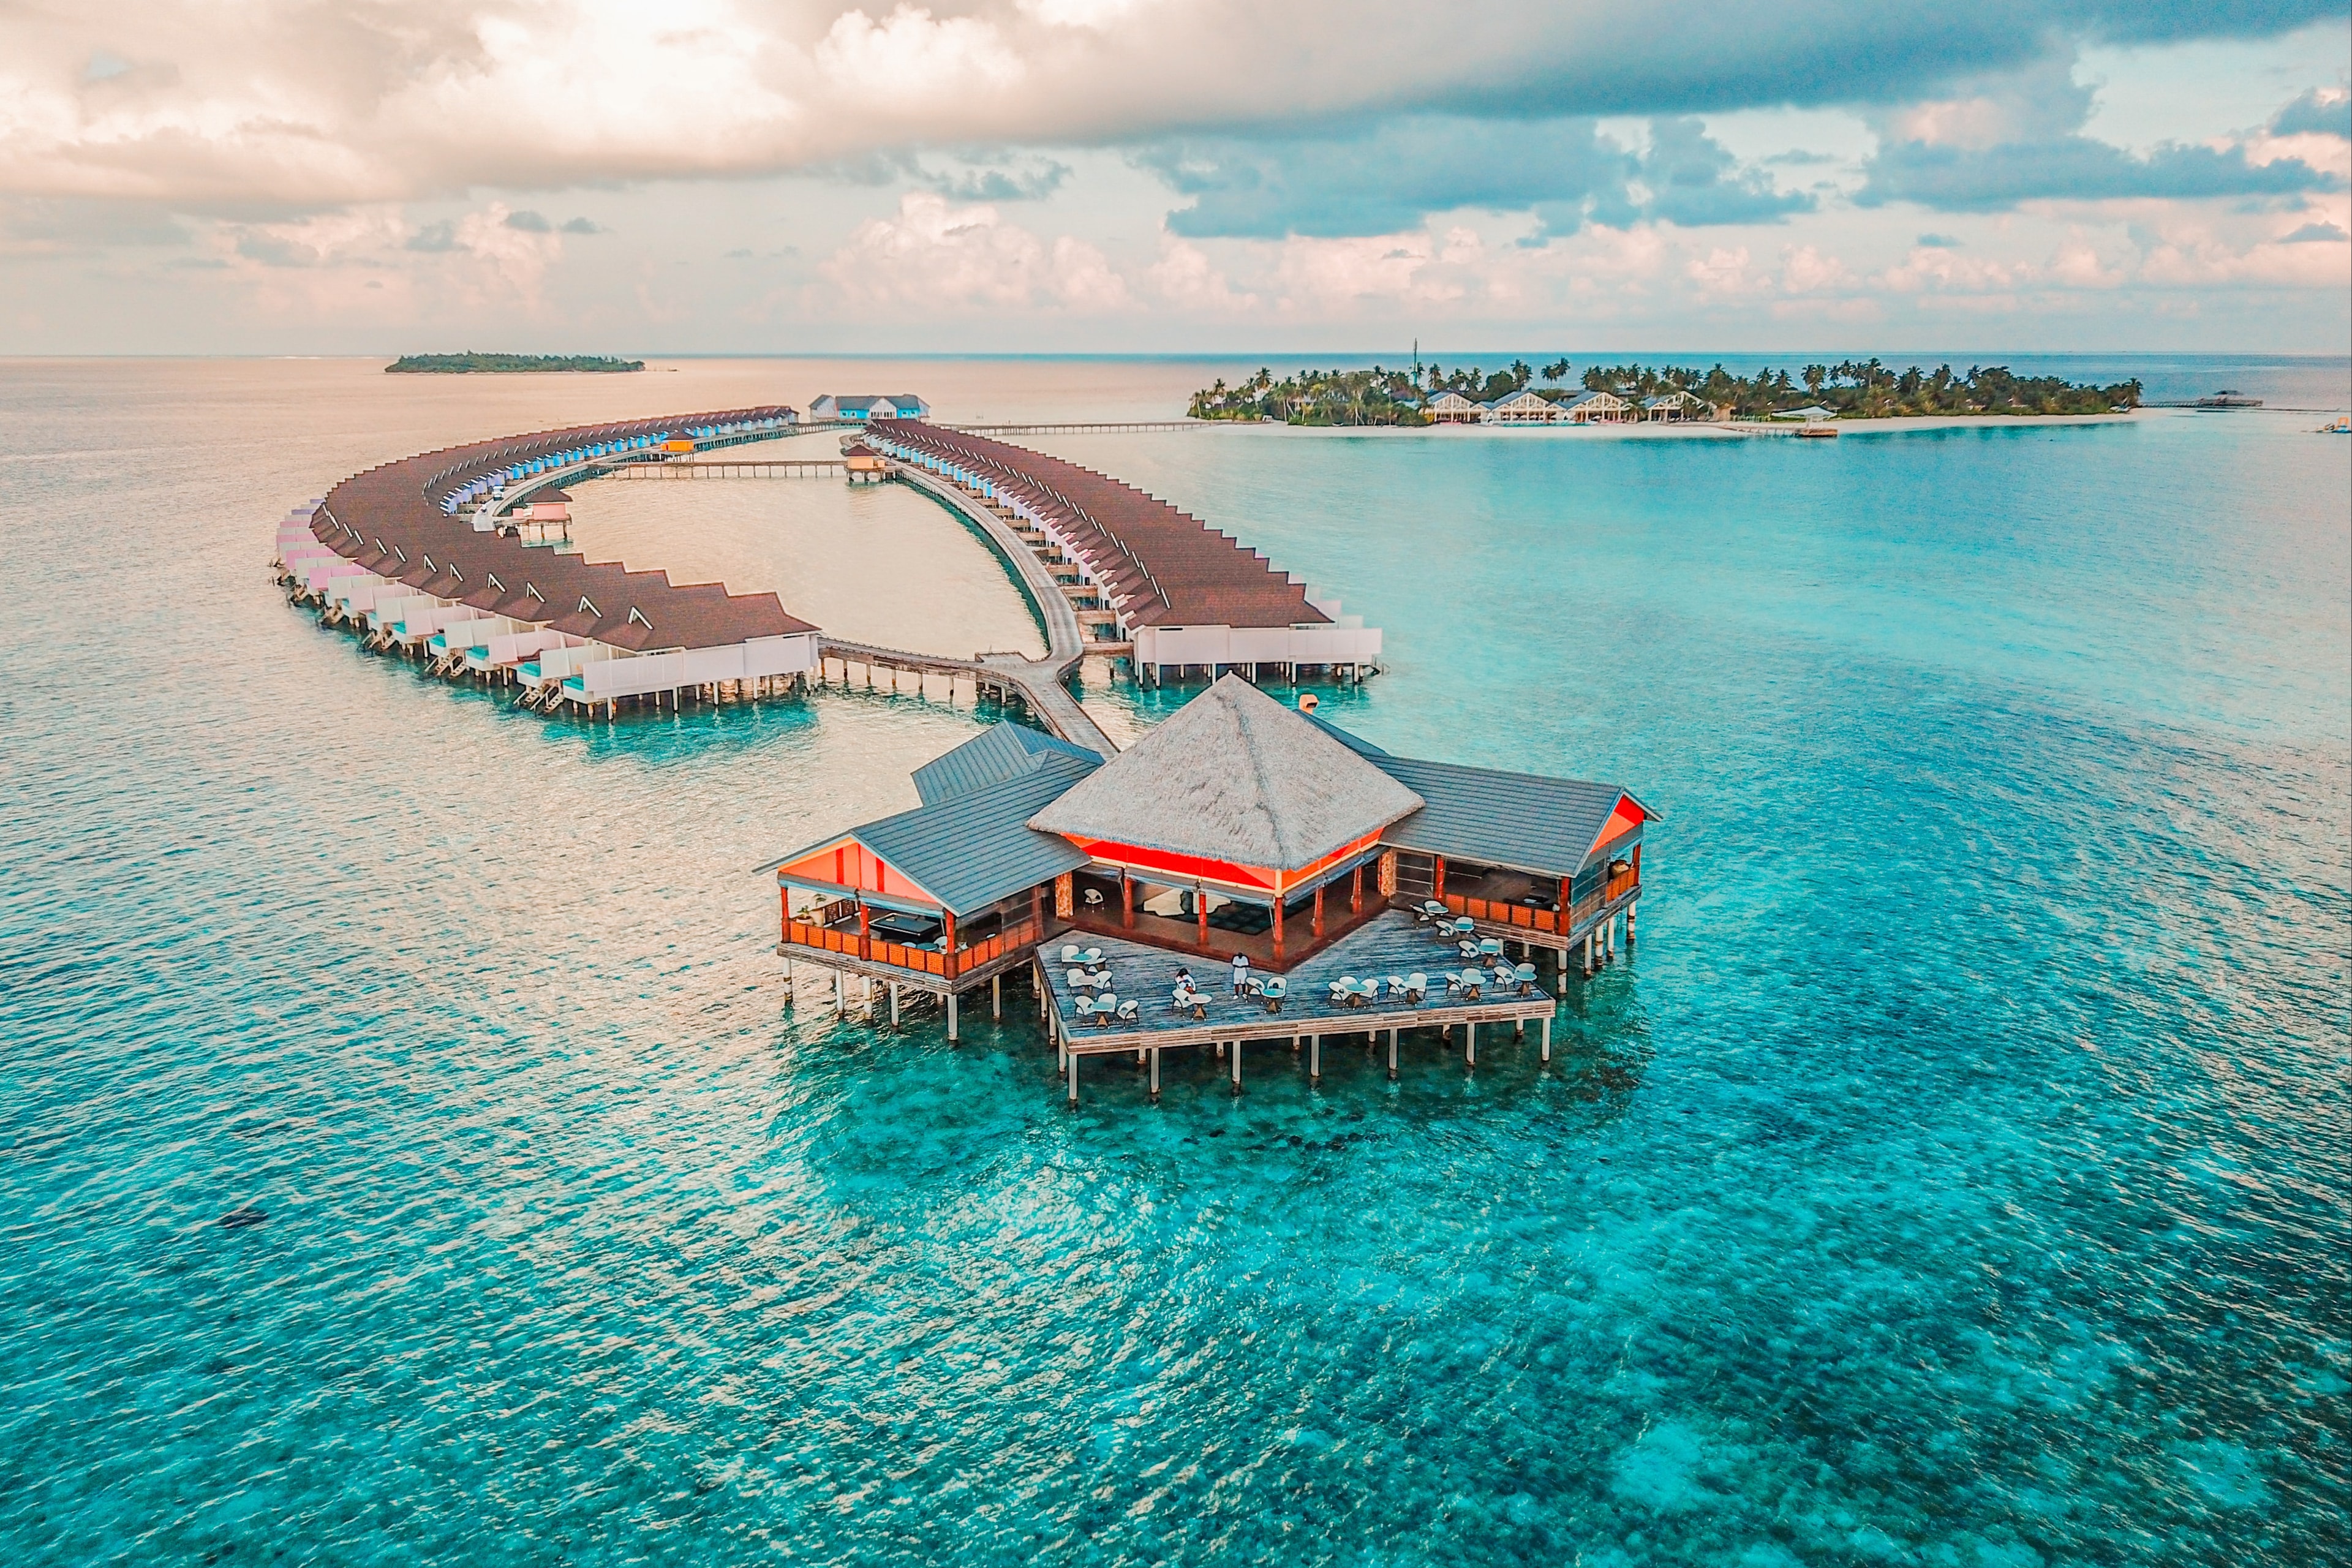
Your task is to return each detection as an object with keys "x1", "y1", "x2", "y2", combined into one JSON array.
[
  {"x1": 1115, "y1": 1000, "x2": 1140, "y2": 1023},
  {"x1": 1060, "y1": 945, "x2": 1082, "y2": 963}
]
